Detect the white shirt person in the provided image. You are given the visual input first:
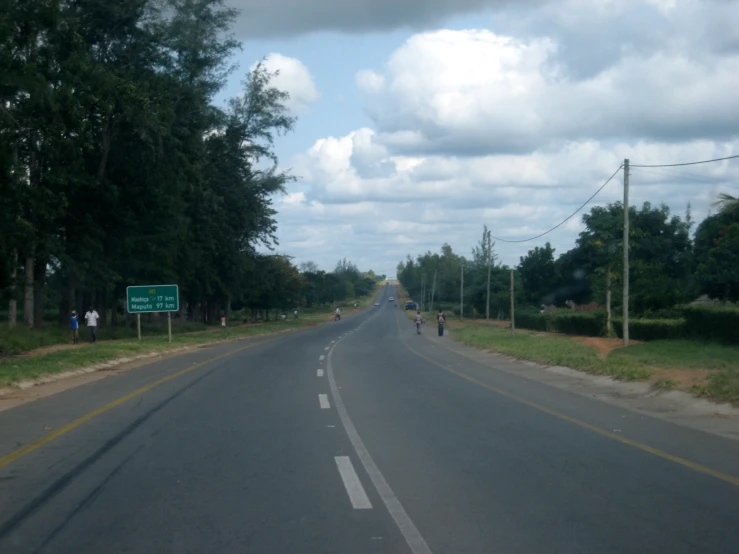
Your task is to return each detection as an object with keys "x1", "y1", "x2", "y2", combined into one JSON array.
[{"x1": 85, "y1": 307, "x2": 100, "y2": 343}]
